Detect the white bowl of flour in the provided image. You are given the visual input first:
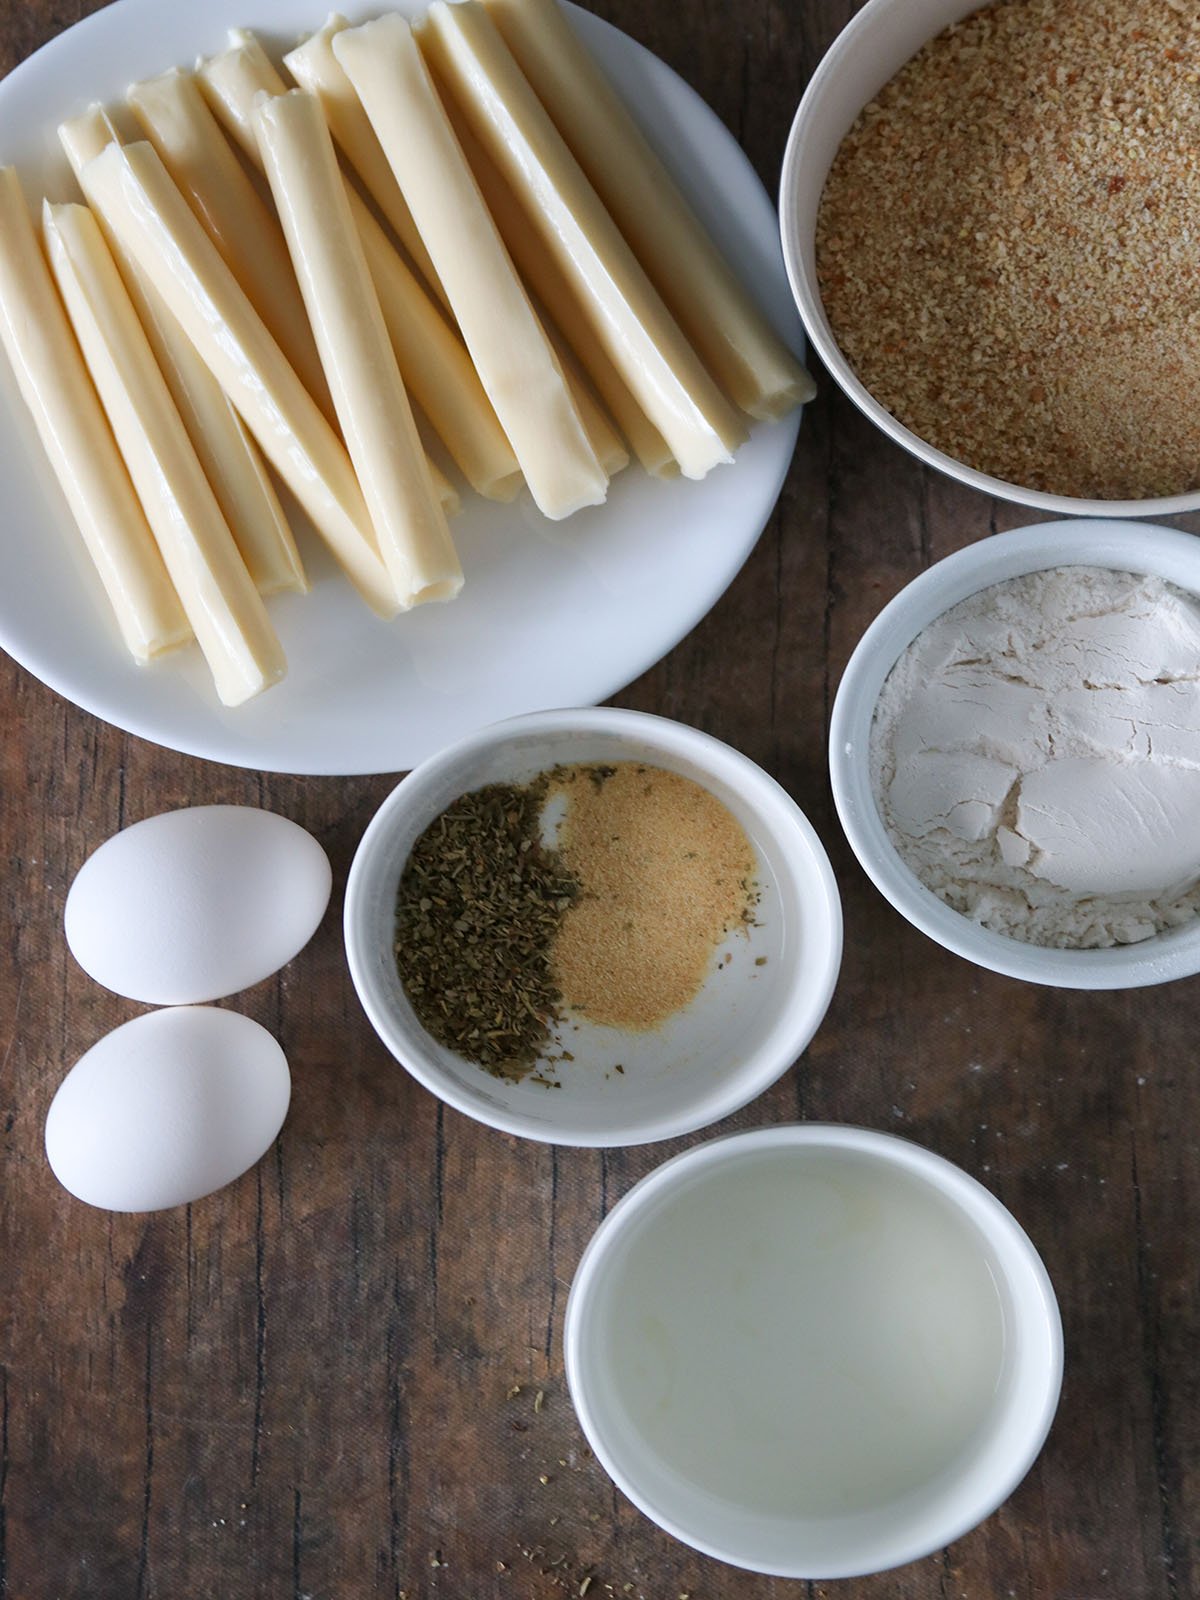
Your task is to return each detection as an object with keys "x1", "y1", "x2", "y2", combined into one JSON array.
[{"x1": 830, "y1": 521, "x2": 1200, "y2": 988}]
